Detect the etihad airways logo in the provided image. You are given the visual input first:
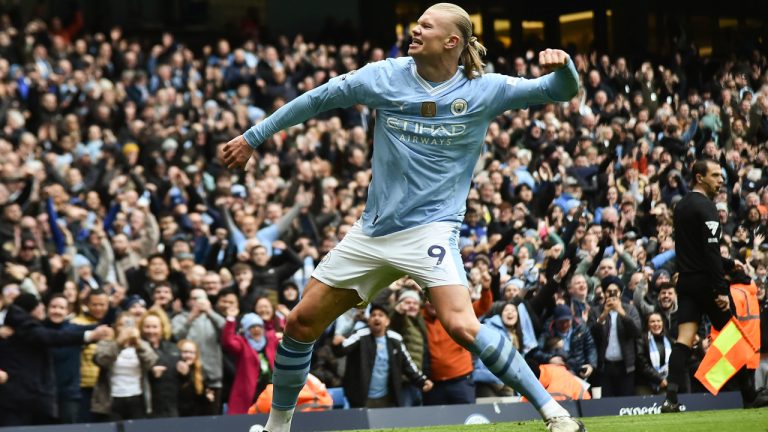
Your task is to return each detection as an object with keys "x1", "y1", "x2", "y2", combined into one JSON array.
[
  {"x1": 385, "y1": 116, "x2": 468, "y2": 145},
  {"x1": 385, "y1": 116, "x2": 467, "y2": 136}
]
